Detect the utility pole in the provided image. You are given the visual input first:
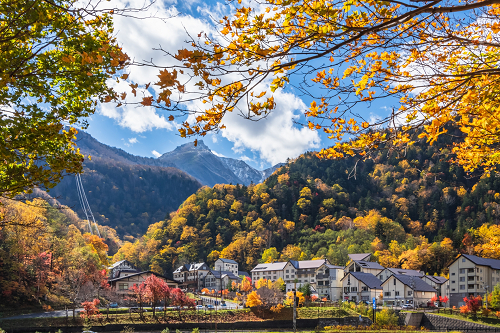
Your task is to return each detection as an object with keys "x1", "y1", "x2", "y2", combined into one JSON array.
[{"x1": 293, "y1": 280, "x2": 297, "y2": 333}]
